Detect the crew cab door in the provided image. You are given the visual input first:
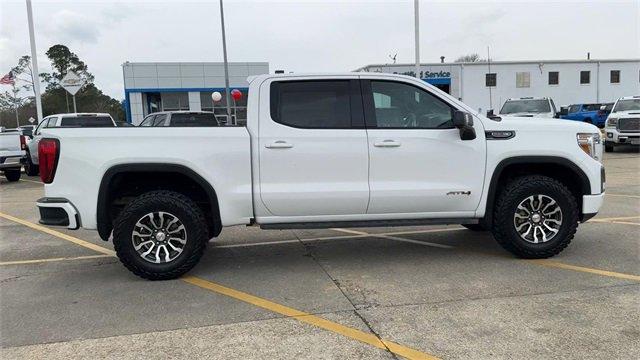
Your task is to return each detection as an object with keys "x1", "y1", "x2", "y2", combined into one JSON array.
[
  {"x1": 258, "y1": 78, "x2": 369, "y2": 216},
  {"x1": 361, "y1": 78, "x2": 486, "y2": 215}
]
